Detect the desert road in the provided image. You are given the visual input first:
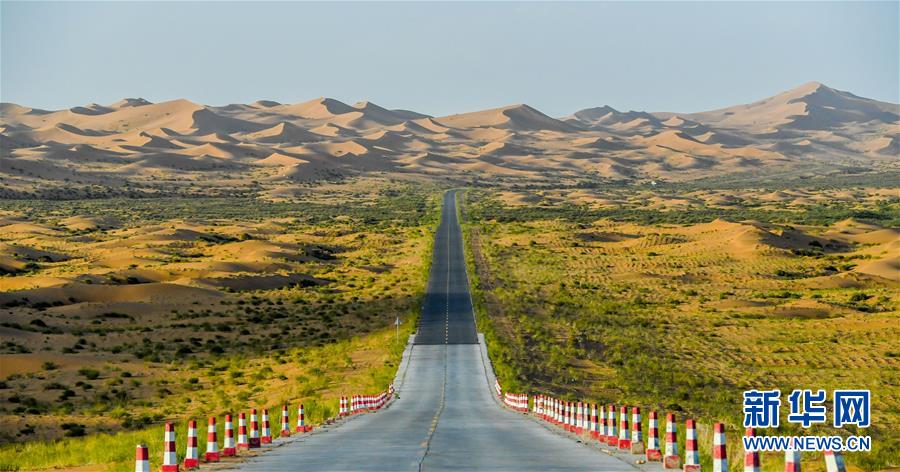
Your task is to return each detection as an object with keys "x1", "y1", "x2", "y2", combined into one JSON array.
[{"x1": 236, "y1": 190, "x2": 634, "y2": 471}]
